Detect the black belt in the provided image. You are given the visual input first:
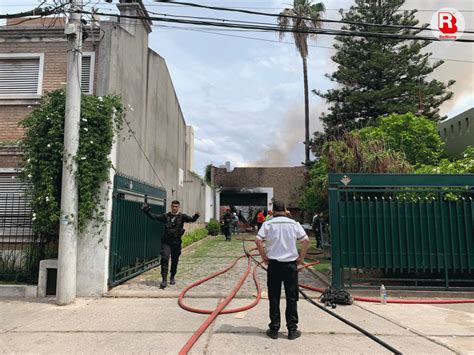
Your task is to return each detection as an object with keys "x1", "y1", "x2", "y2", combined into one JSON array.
[{"x1": 268, "y1": 259, "x2": 296, "y2": 264}]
